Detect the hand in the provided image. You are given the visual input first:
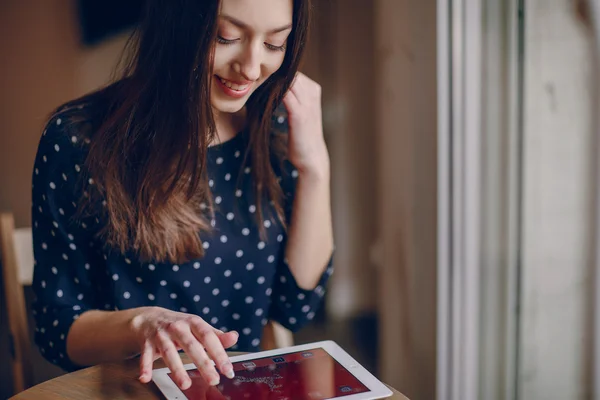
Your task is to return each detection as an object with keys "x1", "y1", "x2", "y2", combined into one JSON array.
[
  {"x1": 283, "y1": 72, "x2": 330, "y2": 178},
  {"x1": 131, "y1": 307, "x2": 239, "y2": 390}
]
